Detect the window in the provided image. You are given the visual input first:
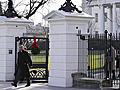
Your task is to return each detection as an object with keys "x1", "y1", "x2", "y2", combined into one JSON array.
[
  {"x1": 95, "y1": 31, "x2": 99, "y2": 38},
  {"x1": 95, "y1": 31, "x2": 98, "y2": 34},
  {"x1": 104, "y1": 13, "x2": 107, "y2": 22},
  {"x1": 95, "y1": 13, "x2": 98, "y2": 22}
]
